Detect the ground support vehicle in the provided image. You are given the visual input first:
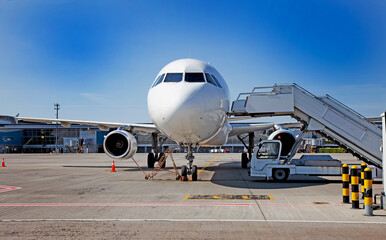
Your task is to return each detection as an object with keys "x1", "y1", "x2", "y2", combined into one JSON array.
[{"x1": 250, "y1": 140, "x2": 343, "y2": 181}]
